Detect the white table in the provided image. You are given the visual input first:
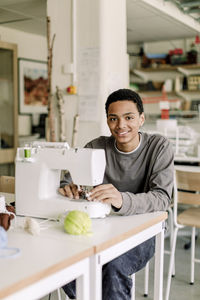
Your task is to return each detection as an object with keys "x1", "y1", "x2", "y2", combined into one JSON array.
[
  {"x1": 89, "y1": 211, "x2": 167, "y2": 300},
  {"x1": 1, "y1": 193, "x2": 167, "y2": 300},
  {"x1": 0, "y1": 219, "x2": 92, "y2": 300},
  {"x1": 175, "y1": 165, "x2": 200, "y2": 172},
  {"x1": 174, "y1": 154, "x2": 200, "y2": 164}
]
